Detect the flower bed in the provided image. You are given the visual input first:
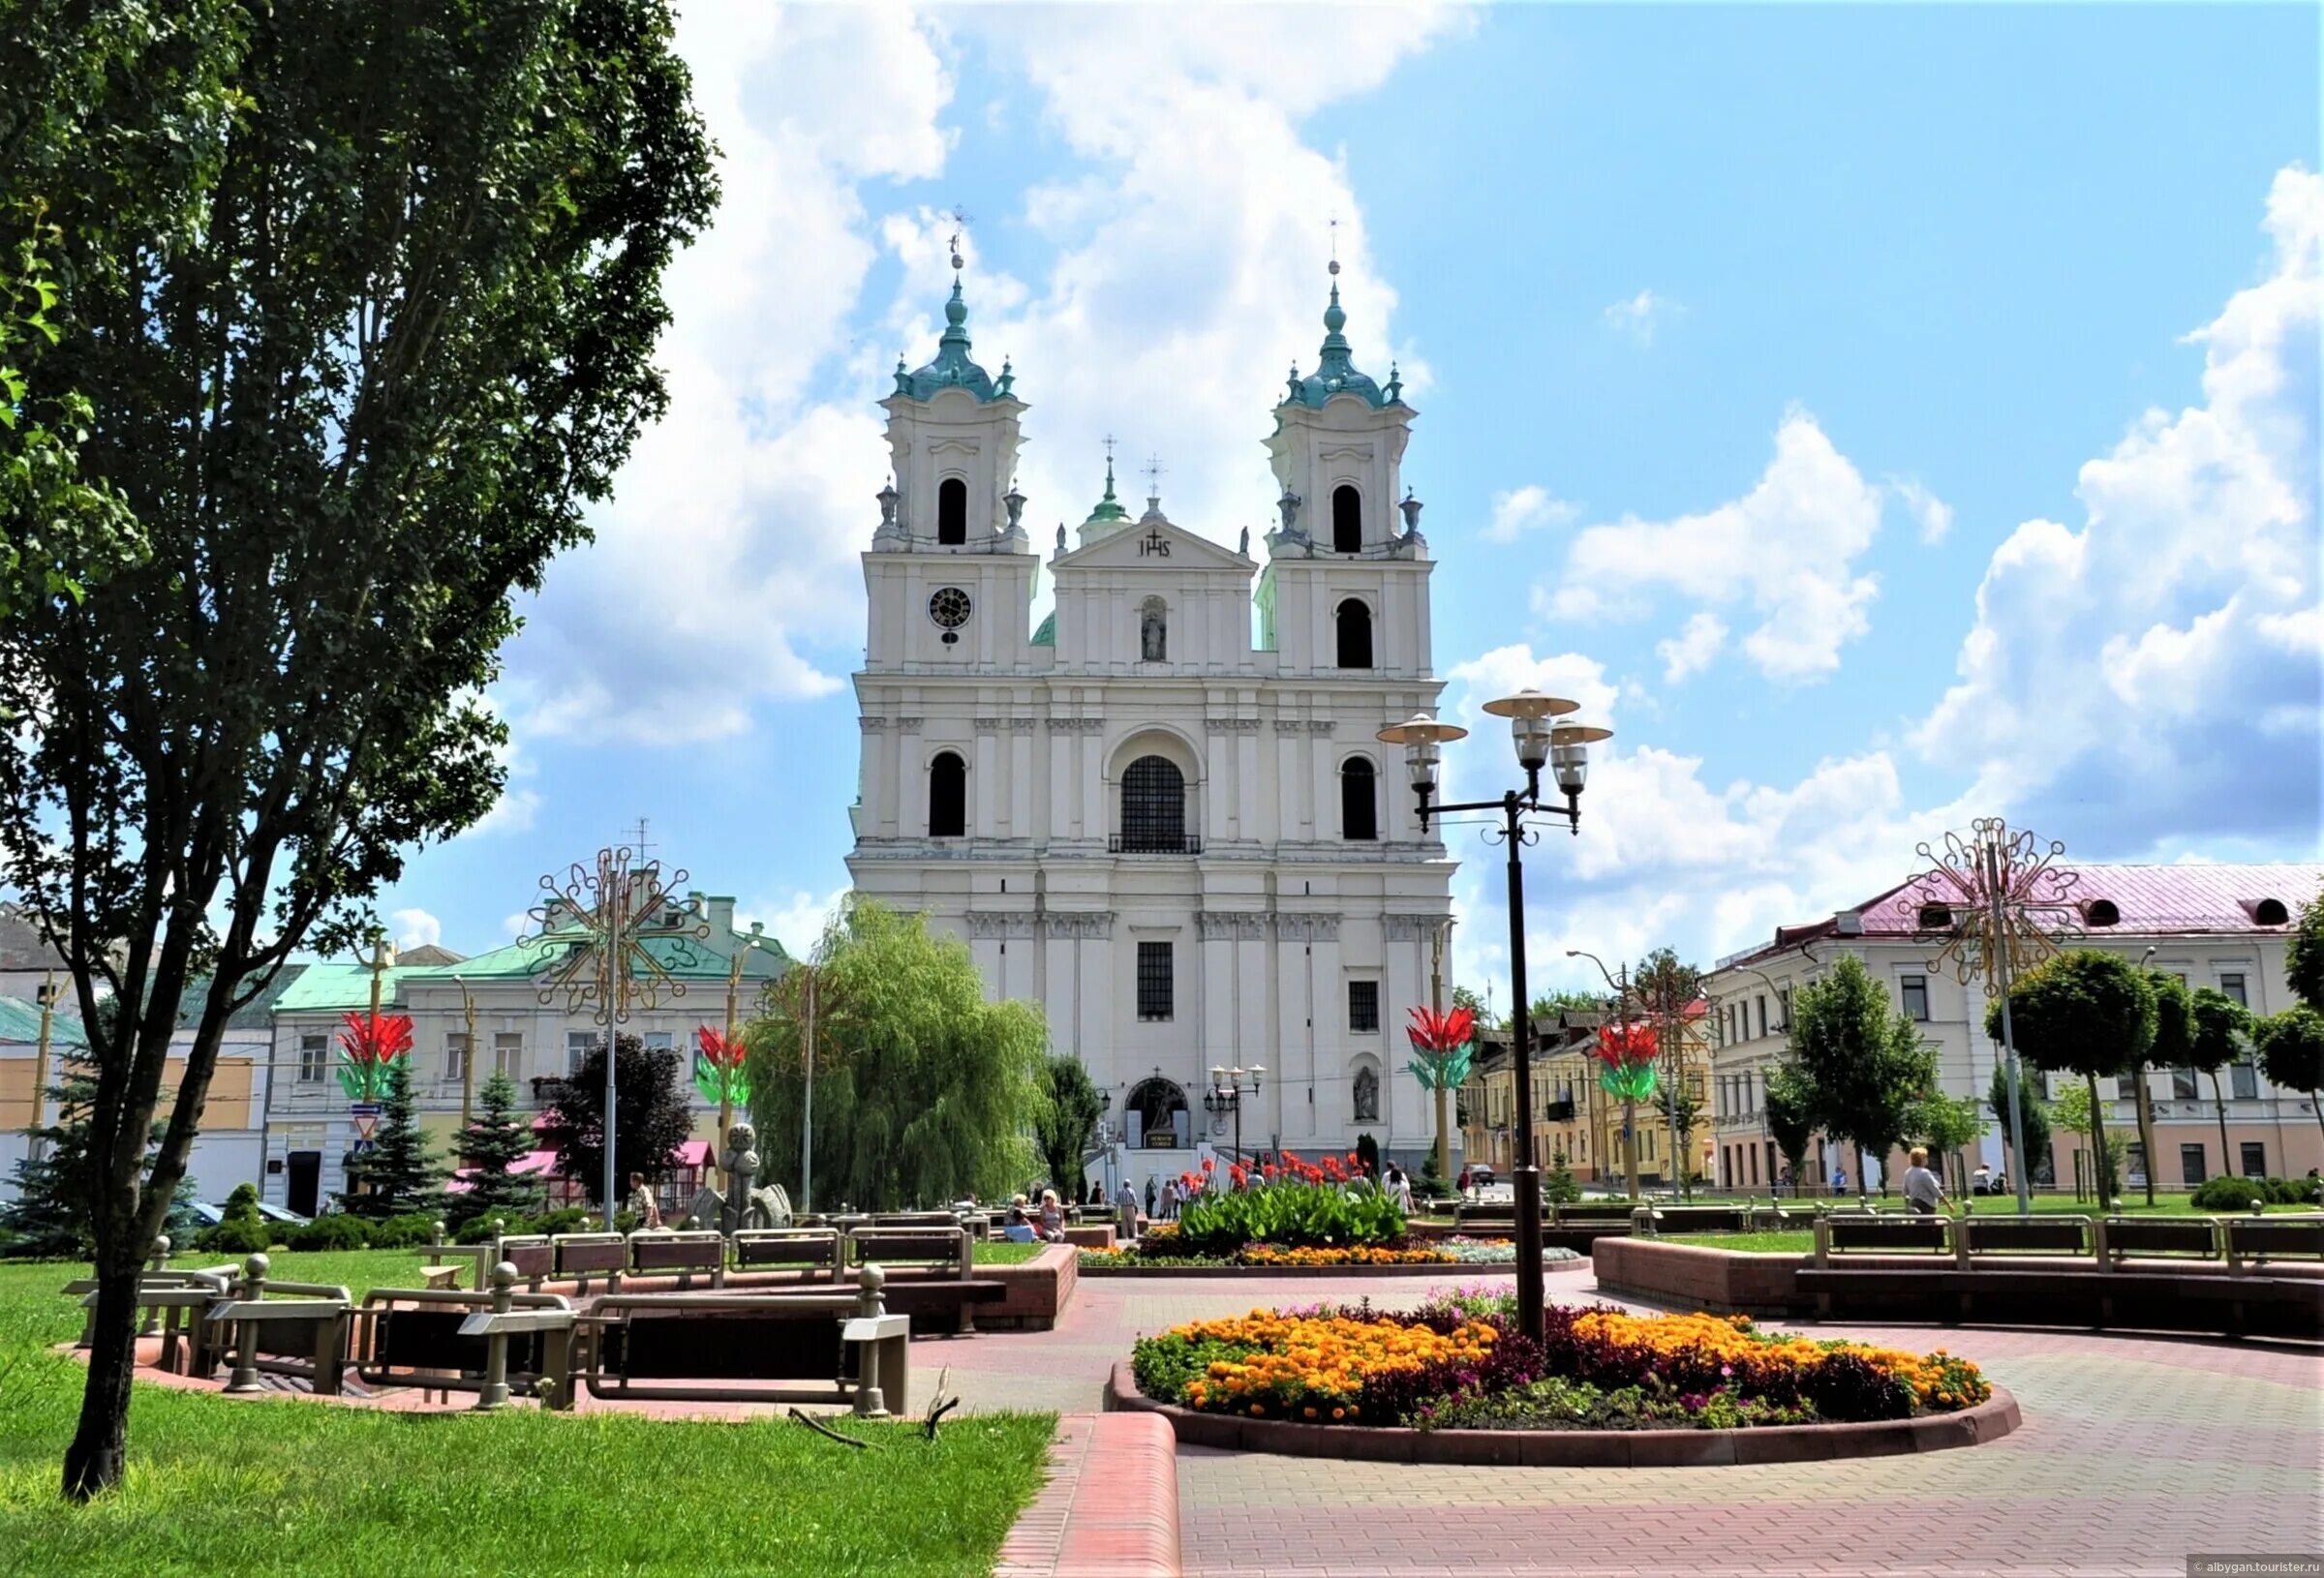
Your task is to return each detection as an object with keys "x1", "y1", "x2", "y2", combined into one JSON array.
[
  {"x1": 1082, "y1": 1236, "x2": 1543, "y2": 1270},
  {"x1": 1130, "y1": 1289, "x2": 1990, "y2": 1431}
]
